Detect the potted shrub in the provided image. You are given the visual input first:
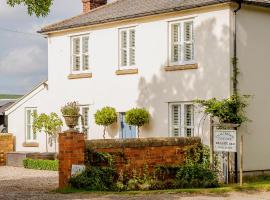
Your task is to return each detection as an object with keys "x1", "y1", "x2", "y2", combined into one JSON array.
[
  {"x1": 125, "y1": 108, "x2": 150, "y2": 138},
  {"x1": 95, "y1": 107, "x2": 117, "y2": 139},
  {"x1": 61, "y1": 102, "x2": 80, "y2": 129}
]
